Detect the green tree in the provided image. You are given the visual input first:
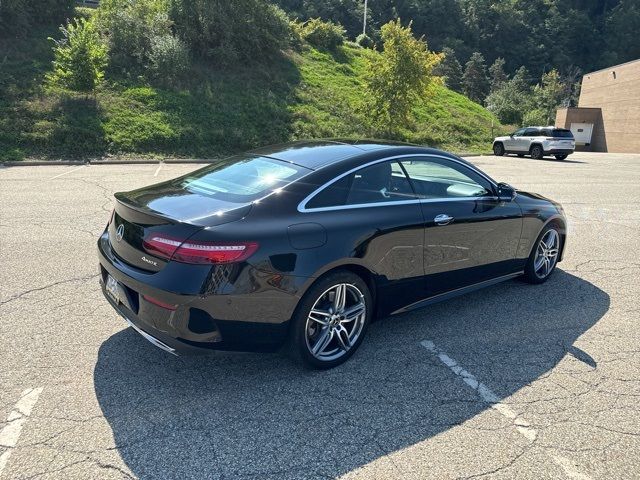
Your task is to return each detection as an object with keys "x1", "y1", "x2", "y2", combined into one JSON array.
[
  {"x1": 486, "y1": 66, "x2": 531, "y2": 125},
  {"x1": 434, "y1": 47, "x2": 463, "y2": 92},
  {"x1": 462, "y1": 52, "x2": 489, "y2": 104},
  {"x1": 363, "y1": 19, "x2": 443, "y2": 135},
  {"x1": 489, "y1": 57, "x2": 507, "y2": 92},
  {"x1": 46, "y1": 17, "x2": 108, "y2": 92},
  {"x1": 529, "y1": 69, "x2": 567, "y2": 125},
  {"x1": 0, "y1": 0, "x2": 74, "y2": 37},
  {"x1": 604, "y1": 0, "x2": 640, "y2": 66}
]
